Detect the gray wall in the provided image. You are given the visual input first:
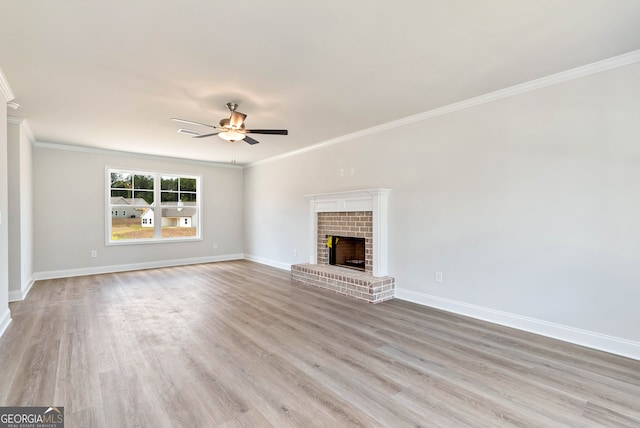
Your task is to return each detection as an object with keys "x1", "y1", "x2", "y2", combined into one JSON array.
[
  {"x1": 244, "y1": 61, "x2": 640, "y2": 353},
  {"x1": 33, "y1": 146, "x2": 244, "y2": 273}
]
